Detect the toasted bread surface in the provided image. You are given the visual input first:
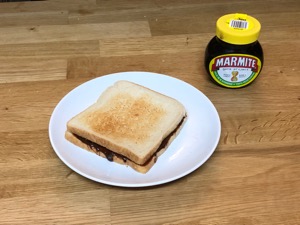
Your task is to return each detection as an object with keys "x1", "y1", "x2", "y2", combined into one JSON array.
[{"x1": 67, "y1": 80, "x2": 186, "y2": 165}]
